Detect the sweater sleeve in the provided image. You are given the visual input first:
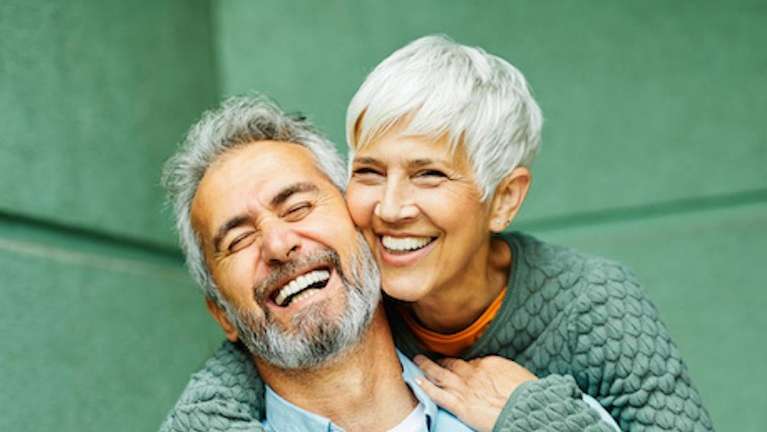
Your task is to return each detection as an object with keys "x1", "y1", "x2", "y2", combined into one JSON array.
[
  {"x1": 492, "y1": 374, "x2": 617, "y2": 432},
  {"x1": 159, "y1": 402, "x2": 268, "y2": 432},
  {"x1": 158, "y1": 341, "x2": 268, "y2": 432},
  {"x1": 564, "y1": 263, "x2": 714, "y2": 431}
]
